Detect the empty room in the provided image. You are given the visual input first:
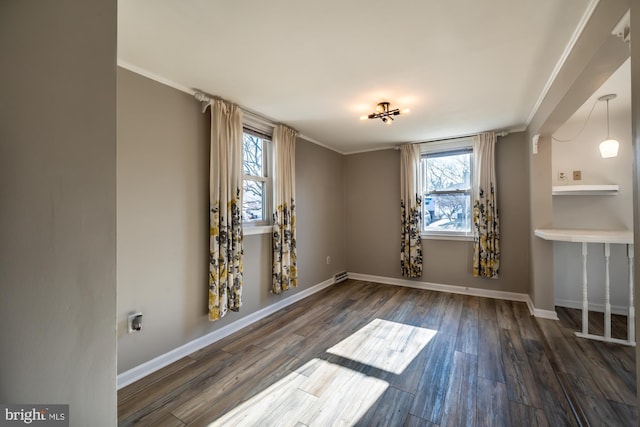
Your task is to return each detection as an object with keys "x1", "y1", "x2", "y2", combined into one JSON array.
[{"x1": 2, "y1": 1, "x2": 640, "y2": 426}]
